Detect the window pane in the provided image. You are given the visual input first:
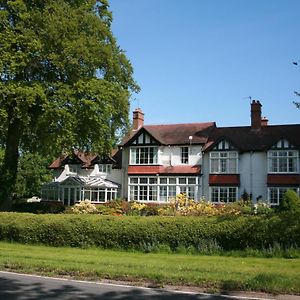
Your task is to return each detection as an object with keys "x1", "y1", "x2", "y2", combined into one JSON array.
[
  {"x1": 139, "y1": 186, "x2": 148, "y2": 201},
  {"x1": 130, "y1": 177, "x2": 138, "y2": 184},
  {"x1": 159, "y1": 186, "x2": 168, "y2": 202},
  {"x1": 179, "y1": 178, "x2": 186, "y2": 184},
  {"x1": 140, "y1": 177, "x2": 148, "y2": 184},
  {"x1": 169, "y1": 178, "x2": 176, "y2": 184},
  {"x1": 160, "y1": 178, "x2": 167, "y2": 184},
  {"x1": 188, "y1": 177, "x2": 196, "y2": 184}
]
